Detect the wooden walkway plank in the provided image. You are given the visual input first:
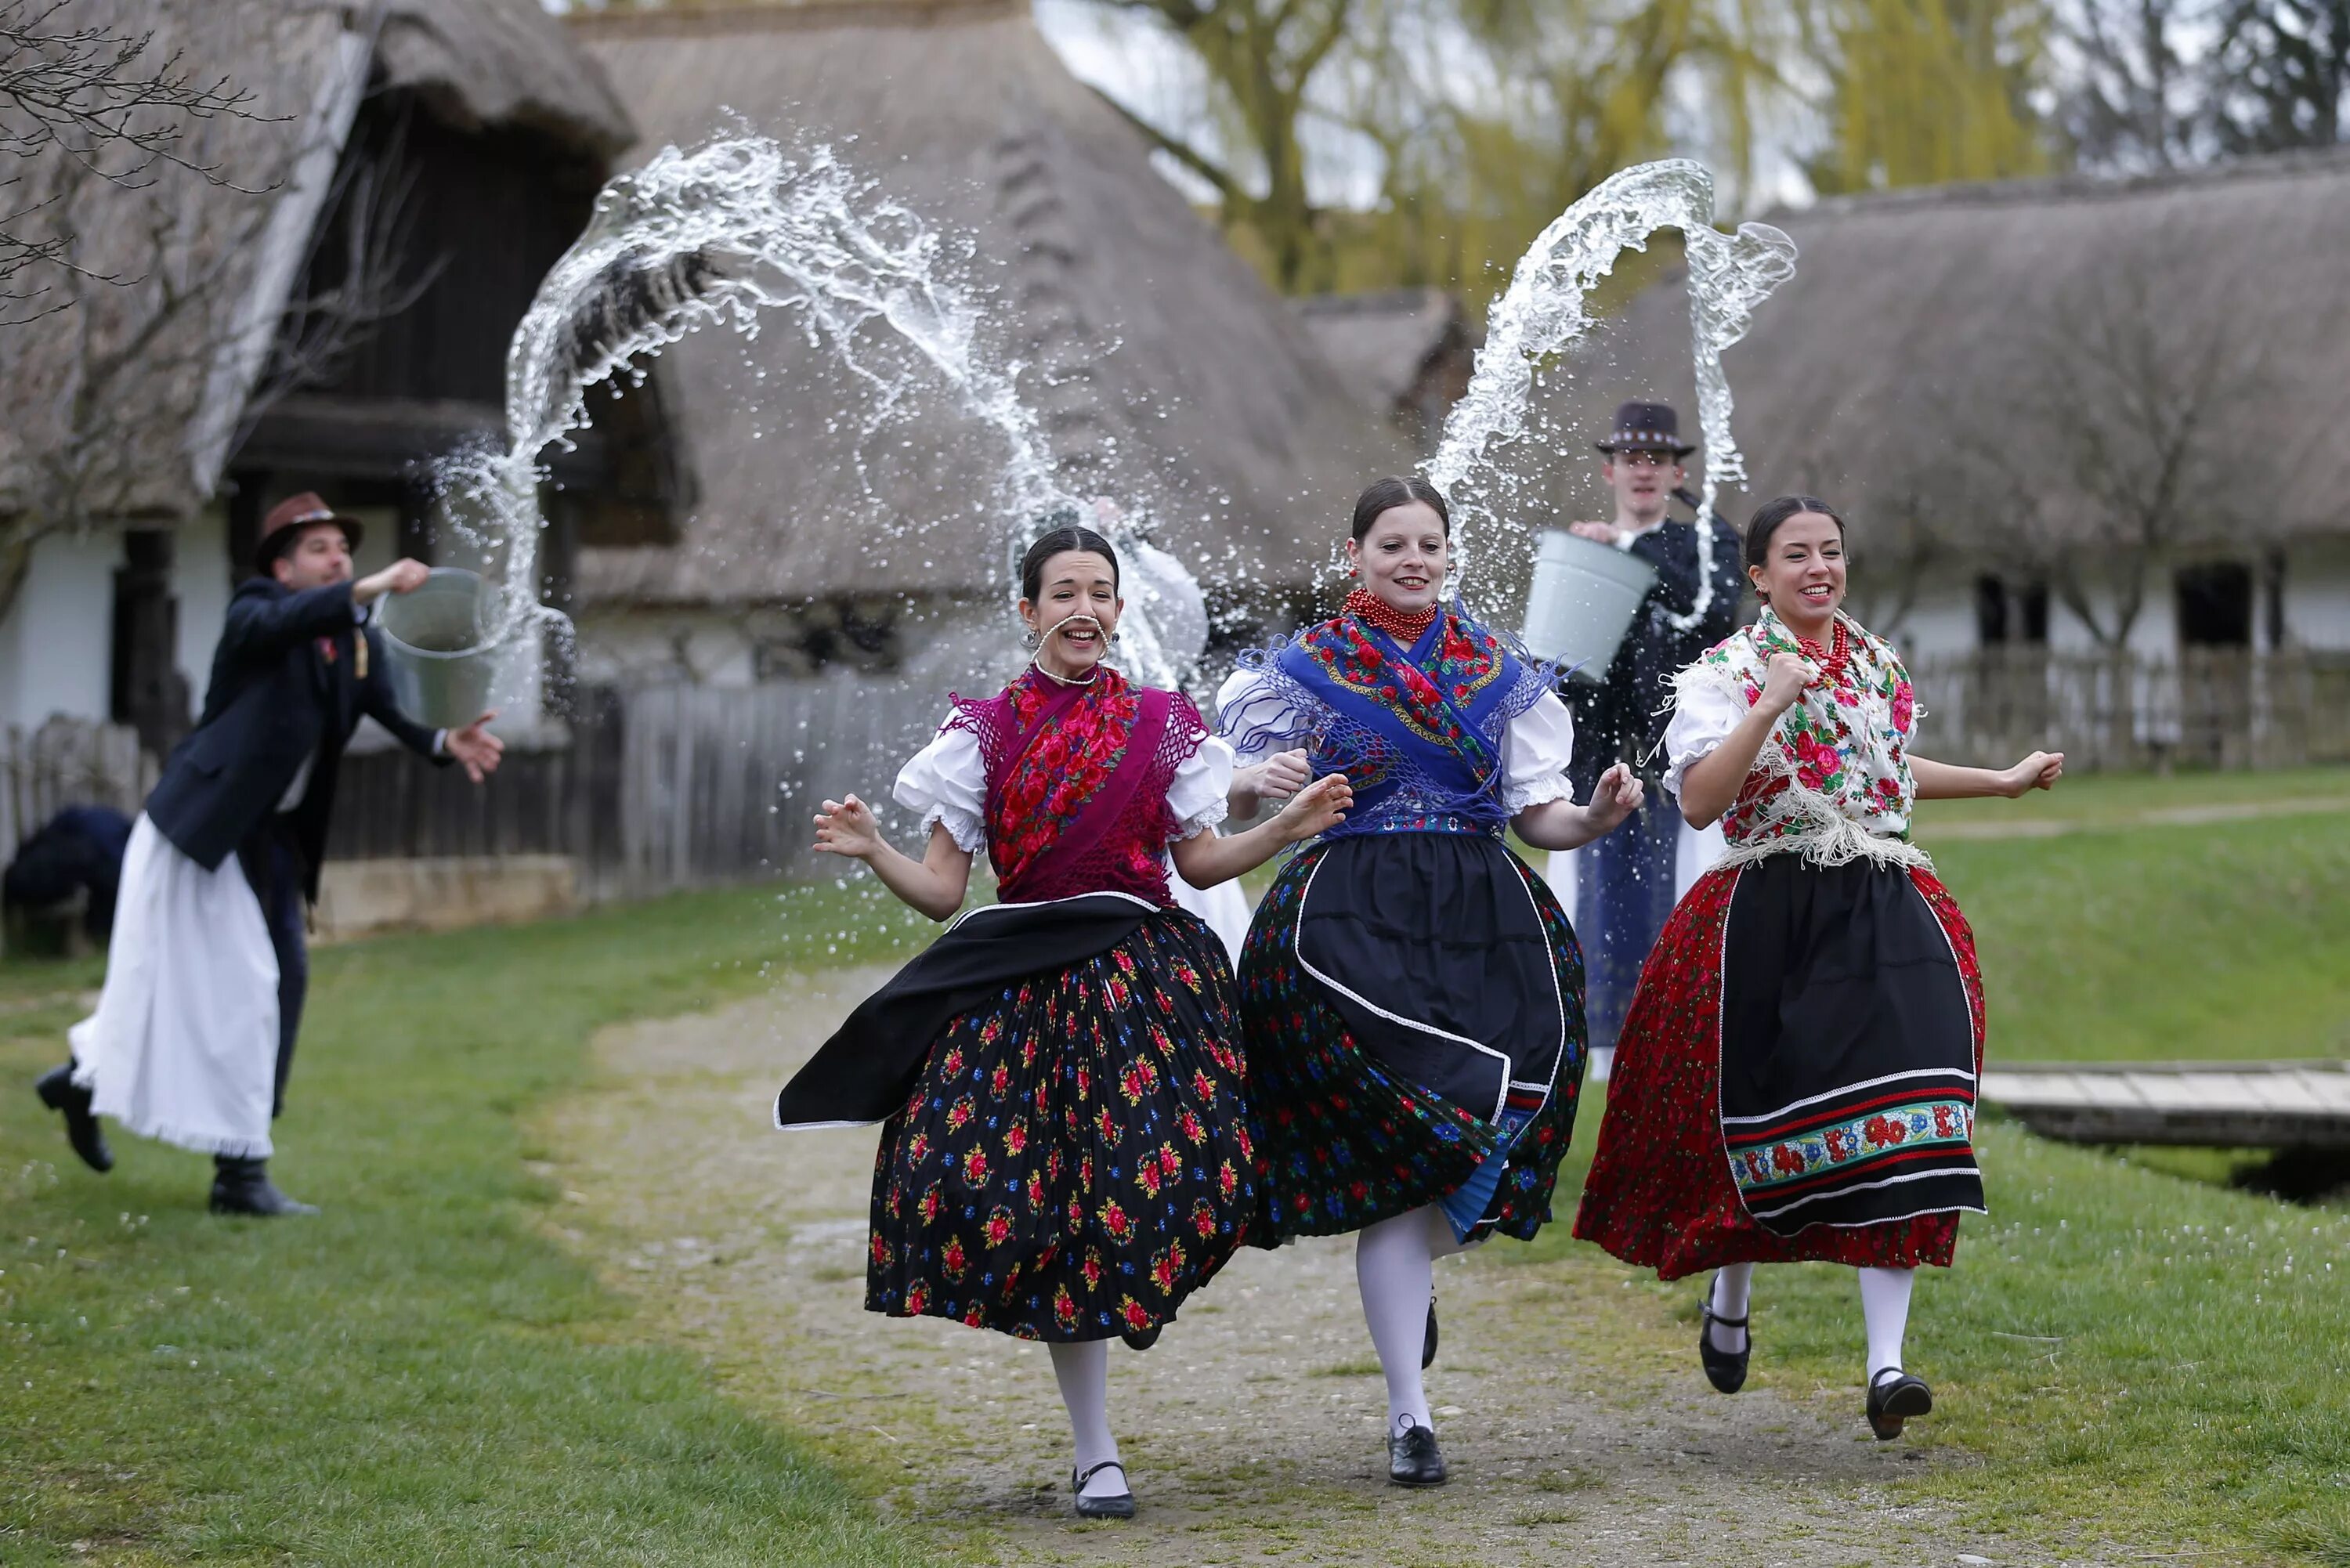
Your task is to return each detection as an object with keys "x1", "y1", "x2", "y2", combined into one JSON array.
[{"x1": 1980, "y1": 1060, "x2": 2350, "y2": 1149}]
